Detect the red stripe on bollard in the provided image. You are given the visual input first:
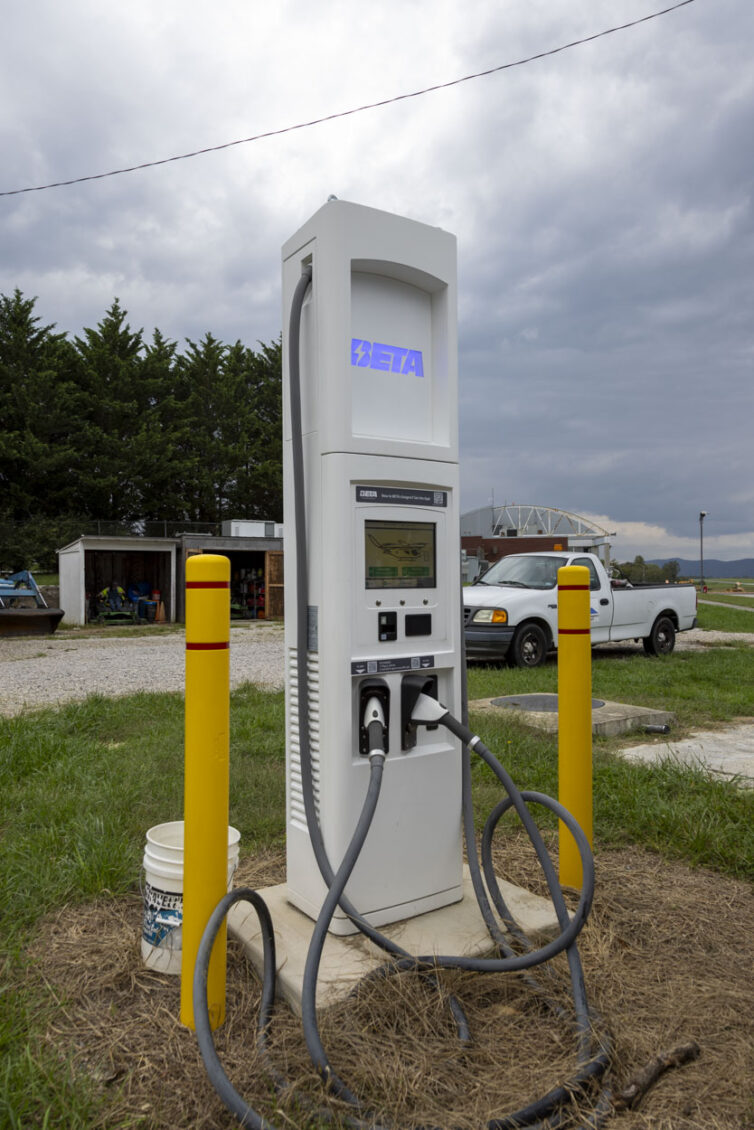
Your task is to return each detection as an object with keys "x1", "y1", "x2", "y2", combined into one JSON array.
[
  {"x1": 558, "y1": 584, "x2": 590, "y2": 590},
  {"x1": 186, "y1": 581, "x2": 230, "y2": 589},
  {"x1": 185, "y1": 641, "x2": 229, "y2": 650},
  {"x1": 558, "y1": 628, "x2": 591, "y2": 635}
]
